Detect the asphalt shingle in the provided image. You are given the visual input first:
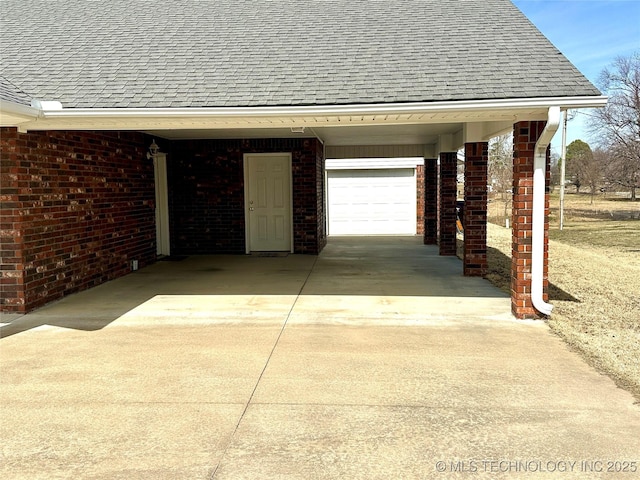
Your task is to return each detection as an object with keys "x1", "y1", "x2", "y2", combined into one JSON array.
[
  {"x1": 0, "y1": 75, "x2": 32, "y2": 105},
  {"x1": 0, "y1": 0, "x2": 601, "y2": 109}
]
